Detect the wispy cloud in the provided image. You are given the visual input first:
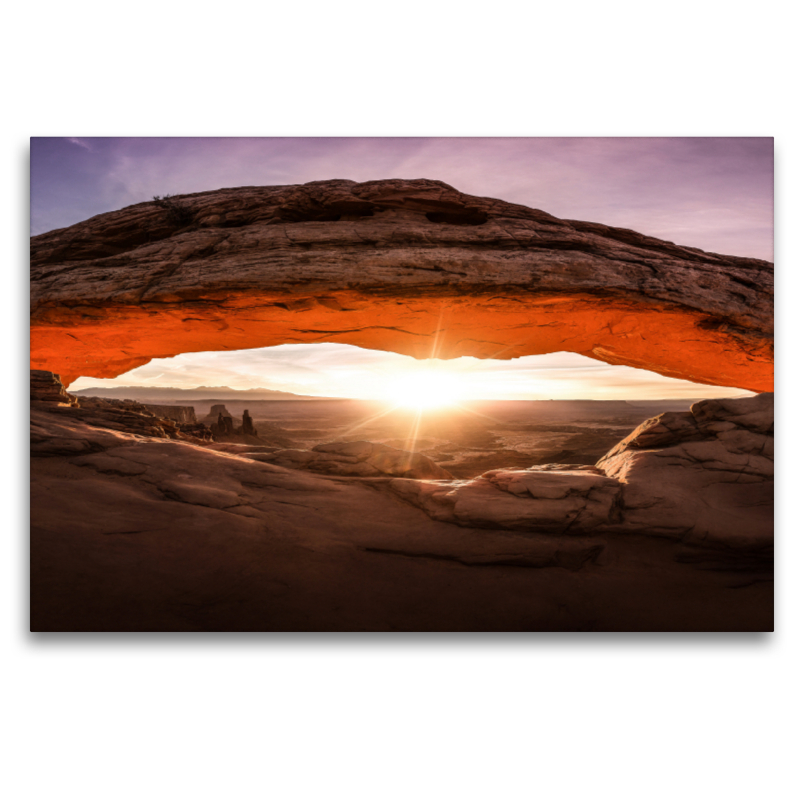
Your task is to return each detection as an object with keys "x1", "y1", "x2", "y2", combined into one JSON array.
[{"x1": 67, "y1": 137, "x2": 93, "y2": 152}]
